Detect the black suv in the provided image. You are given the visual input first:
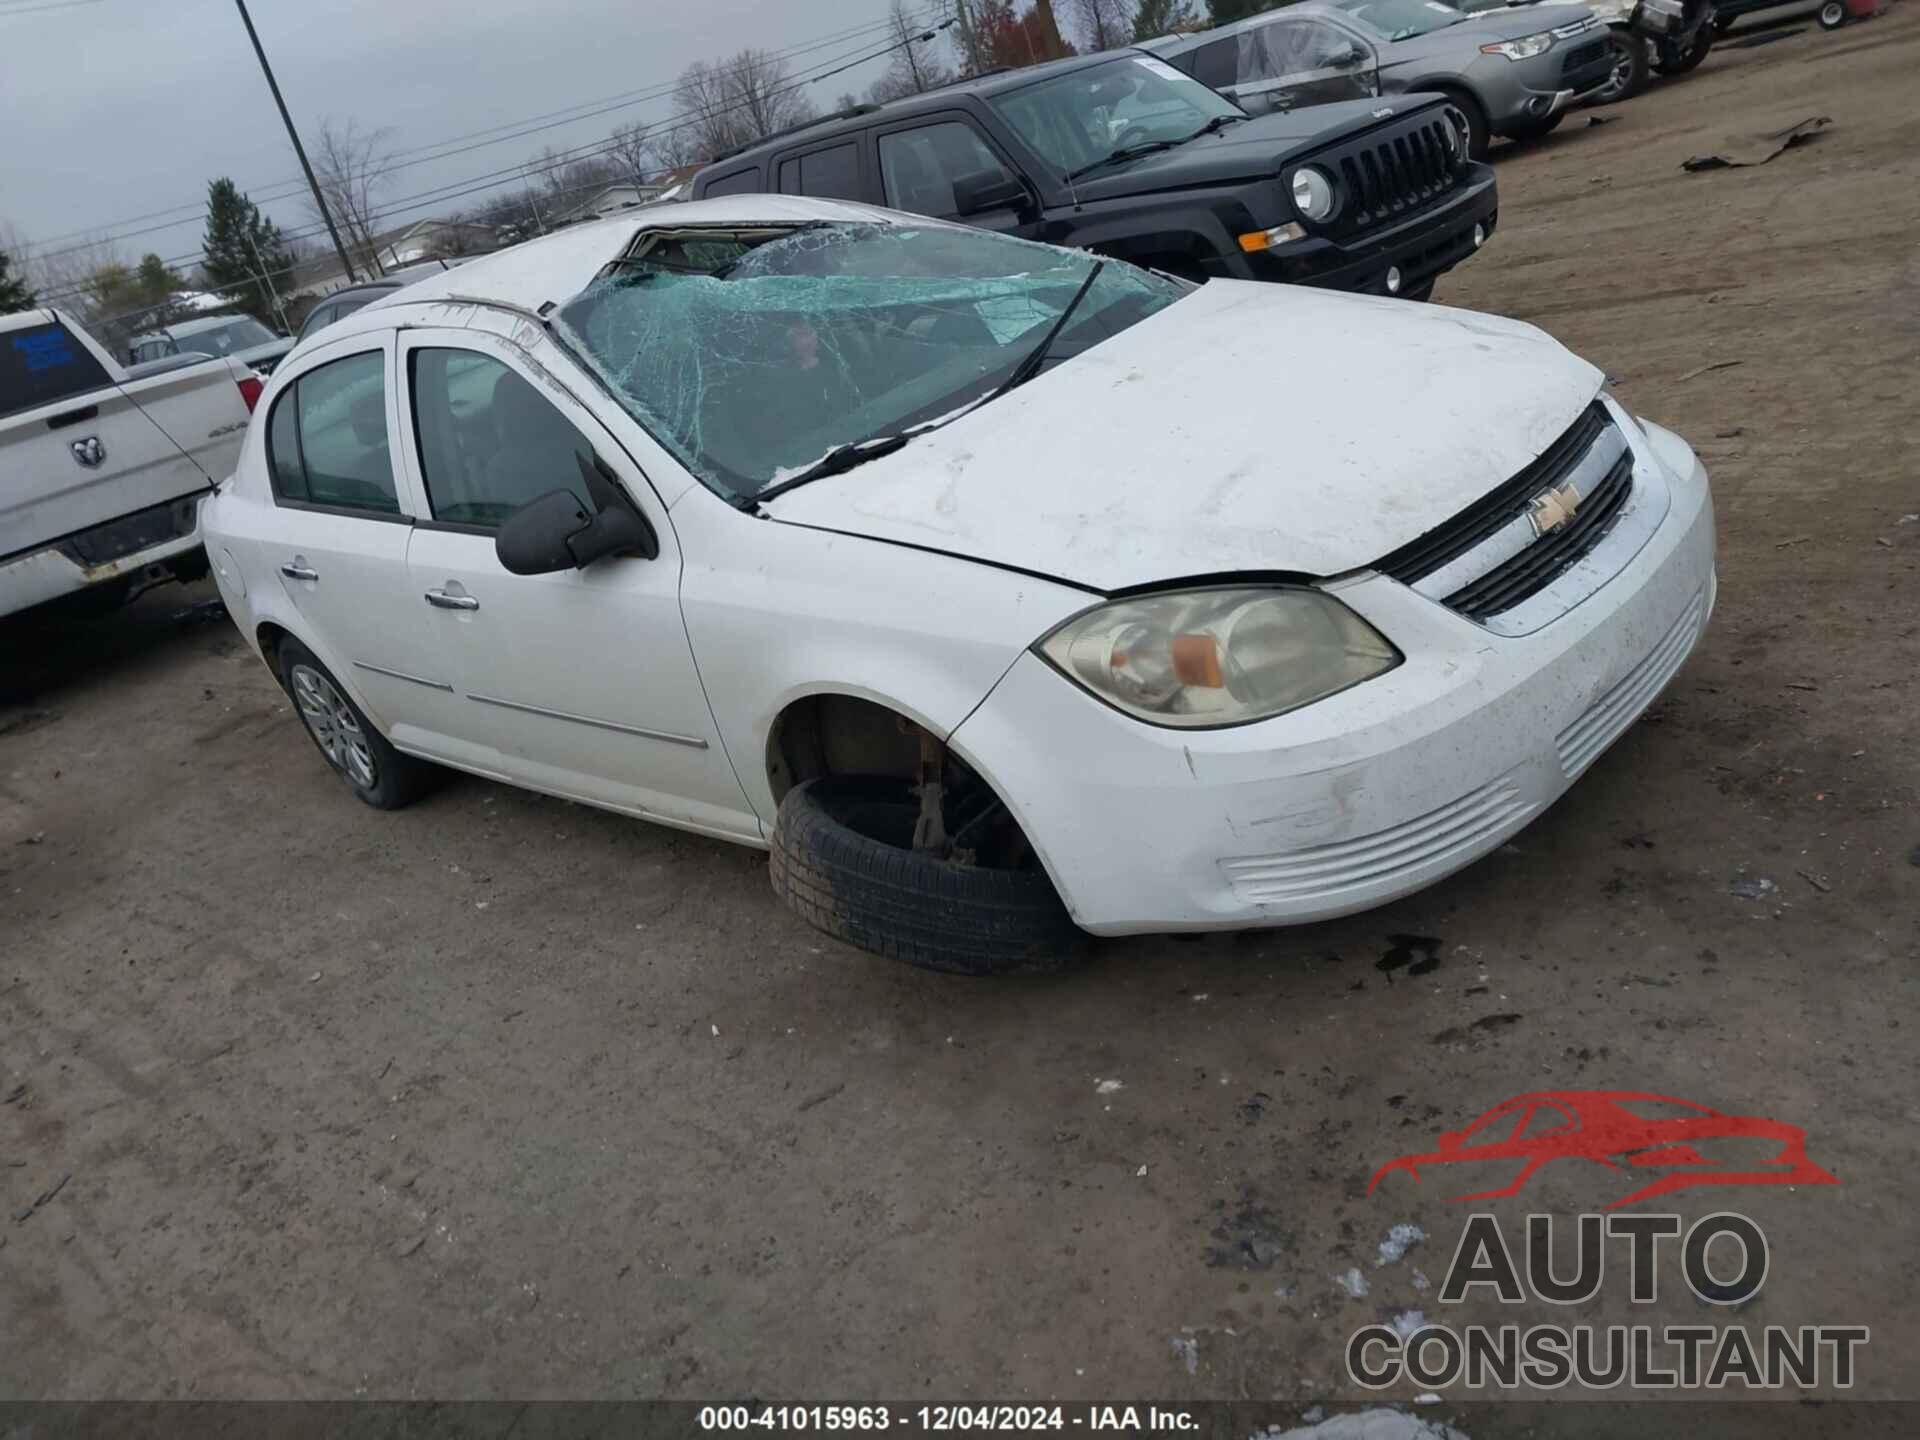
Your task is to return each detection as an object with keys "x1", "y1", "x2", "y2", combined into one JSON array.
[{"x1": 691, "y1": 50, "x2": 1497, "y2": 299}]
